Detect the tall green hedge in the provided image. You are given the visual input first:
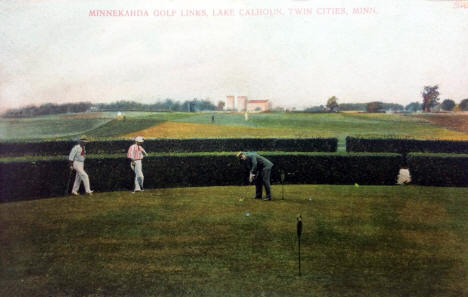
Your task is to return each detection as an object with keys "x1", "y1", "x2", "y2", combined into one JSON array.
[
  {"x1": 407, "y1": 153, "x2": 468, "y2": 187},
  {"x1": 346, "y1": 137, "x2": 468, "y2": 154},
  {"x1": 0, "y1": 138, "x2": 337, "y2": 156},
  {"x1": 346, "y1": 136, "x2": 468, "y2": 165},
  {"x1": 0, "y1": 152, "x2": 401, "y2": 202}
]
